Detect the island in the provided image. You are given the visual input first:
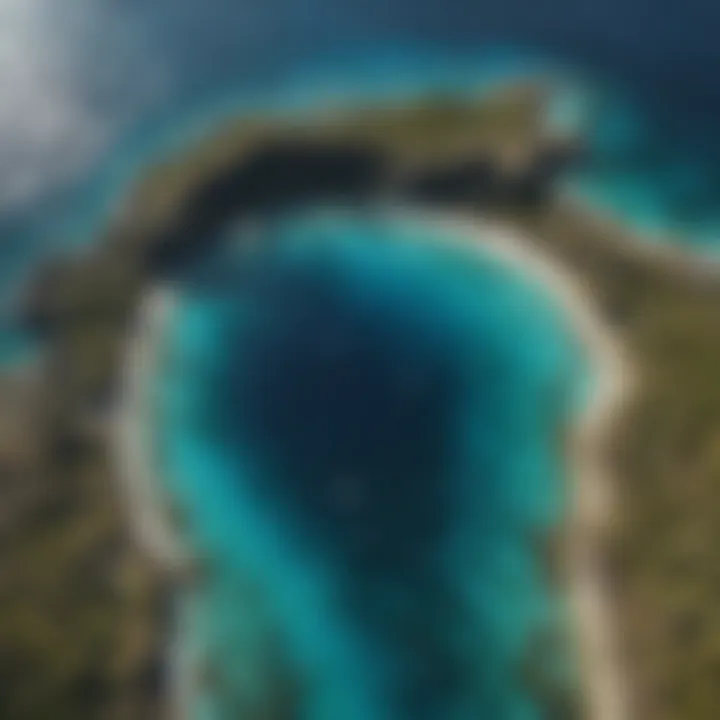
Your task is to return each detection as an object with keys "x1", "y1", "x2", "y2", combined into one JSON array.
[{"x1": 1, "y1": 82, "x2": 720, "y2": 720}]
